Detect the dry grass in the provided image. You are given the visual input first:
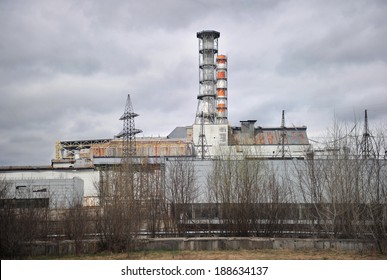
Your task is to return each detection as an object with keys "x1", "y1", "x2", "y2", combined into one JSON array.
[{"x1": 42, "y1": 249, "x2": 387, "y2": 260}]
